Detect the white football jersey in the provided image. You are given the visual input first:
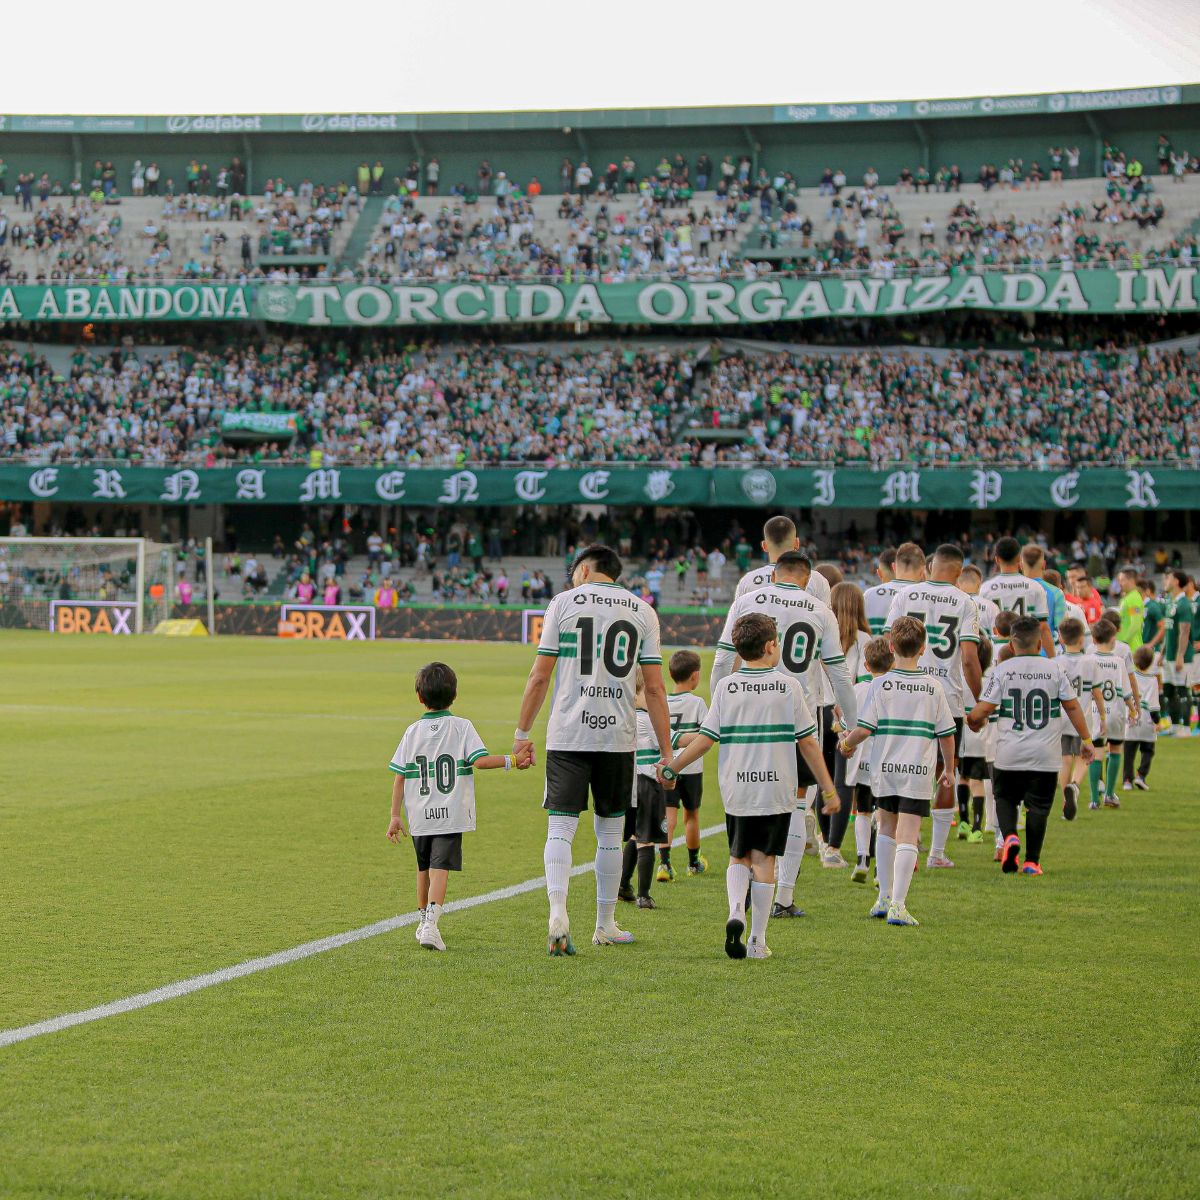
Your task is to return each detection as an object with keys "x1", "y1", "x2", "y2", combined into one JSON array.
[
  {"x1": 979, "y1": 572, "x2": 1049, "y2": 622},
  {"x1": 635, "y1": 709, "x2": 660, "y2": 780},
  {"x1": 735, "y1": 563, "x2": 832, "y2": 606},
  {"x1": 1090, "y1": 651, "x2": 1133, "y2": 740},
  {"x1": 700, "y1": 666, "x2": 817, "y2": 816},
  {"x1": 857, "y1": 668, "x2": 956, "y2": 799},
  {"x1": 1058, "y1": 651, "x2": 1100, "y2": 734},
  {"x1": 668, "y1": 690, "x2": 709, "y2": 776},
  {"x1": 863, "y1": 581, "x2": 898, "y2": 636},
  {"x1": 389, "y1": 712, "x2": 488, "y2": 836},
  {"x1": 981, "y1": 657, "x2": 1076, "y2": 771},
  {"x1": 537, "y1": 582, "x2": 662, "y2": 753},
  {"x1": 715, "y1": 581, "x2": 855, "y2": 725},
  {"x1": 845, "y1": 678, "x2": 874, "y2": 785},
  {"x1": 1127, "y1": 670, "x2": 1160, "y2": 741},
  {"x1": 884, "y1": 580, "x2": 981, "y2": 717},
  {"x1": 970, "y1": 593, "x2": 1001, "y2": 637},
  {"x1": 845, "y1": 629, "x2": 874, "y2": 685},
  {"x1": 1060, "y1": 599, "x2": 1092, "y2": 650}
]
